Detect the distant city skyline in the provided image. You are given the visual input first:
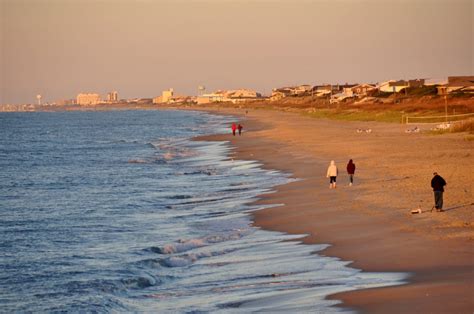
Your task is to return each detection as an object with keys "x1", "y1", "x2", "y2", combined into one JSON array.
[{"x1": 1, "y1": 0, "x2": 473, "y2": 104}]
